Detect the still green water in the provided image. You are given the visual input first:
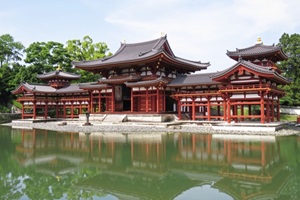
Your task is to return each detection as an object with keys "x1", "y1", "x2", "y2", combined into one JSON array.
[{"x1": 0, "y1": 125, "x2": 299, "y2": 200}]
